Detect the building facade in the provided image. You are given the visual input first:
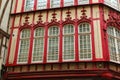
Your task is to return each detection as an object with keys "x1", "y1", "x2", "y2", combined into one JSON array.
[
  {"x1": 0, "y1": 0, "x2": 12, "y2": 79},
  {"x1": 5, "y1": 0, "x2": 120, "y2": 80}
]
